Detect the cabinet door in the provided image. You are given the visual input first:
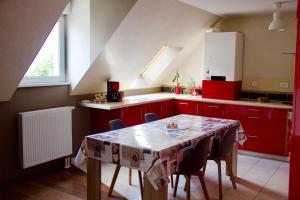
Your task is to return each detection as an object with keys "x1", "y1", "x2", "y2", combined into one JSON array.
[
  {"x1": 159, "y1": 100, "x2": 175, "y2": 119},
  {"x1": 175, "y1": 100, "x2": 195, "y2": 115},
  {"x1": 202, "y1": 102, "x2": 225, "y2": 118},
  {"x1": 195, "y1": 102, "x2": 203, "y2": 116},
  {"x1": 145, "y1": 102, "x2": 160, "y2": 115},
  {"x1": 121, "y1": 105, "x2": 144, "y2": 126},
  {"x1": 90, "y1": 109, "x2": 121, "y2": 133},
  {"x1": 227, "y1": 104, "x2": 289, "y2": 156}
]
